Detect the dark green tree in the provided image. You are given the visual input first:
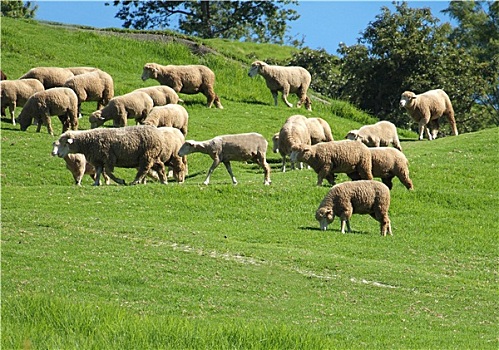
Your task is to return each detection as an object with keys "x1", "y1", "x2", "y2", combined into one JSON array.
[
  {"x1": 108, "y1": 1, "x2": 299, "y2": 44},
  {"x1": 1, "y1": 0, "x2": 37, "y2": 18}
]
